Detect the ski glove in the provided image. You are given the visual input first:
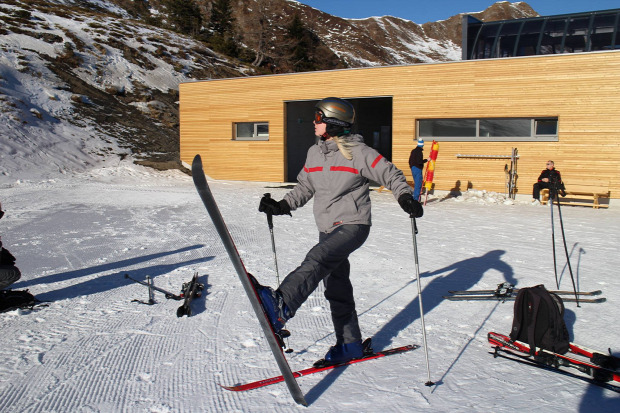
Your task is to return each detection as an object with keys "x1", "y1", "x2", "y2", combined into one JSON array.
[
  {"x1": 398, "y1": 193, "x2": 423, "y2": 218},
  {"x1": 259, "y1": 196, "x2": 291, "y2": 216}
]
